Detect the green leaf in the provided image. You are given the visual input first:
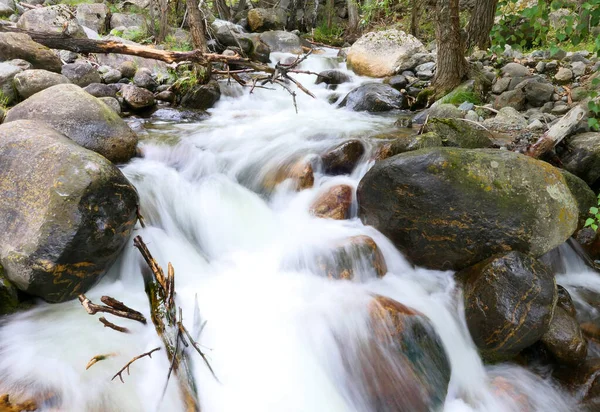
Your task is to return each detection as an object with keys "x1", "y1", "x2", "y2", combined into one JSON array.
[
  {"x1": 594, "y1": 224, "x2": 599, "y2": 231},
  {"x1": 589, "y1": 118, "x2": 599, "y2": 130},
  {"x1": 586, "y1": 217, "x2": 595, "y2": 227},
  {"x1": 591, "y1": 207, "x2": 599, "y2": 214}
]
